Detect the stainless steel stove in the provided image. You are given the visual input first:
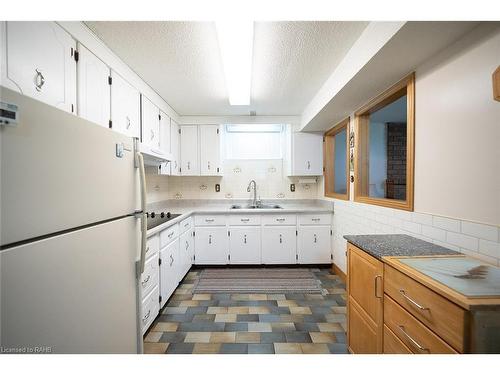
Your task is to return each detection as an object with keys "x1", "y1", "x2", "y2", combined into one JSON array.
[{"x1": 146, "y1": 211, "x2": 182, "y2": 230}]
